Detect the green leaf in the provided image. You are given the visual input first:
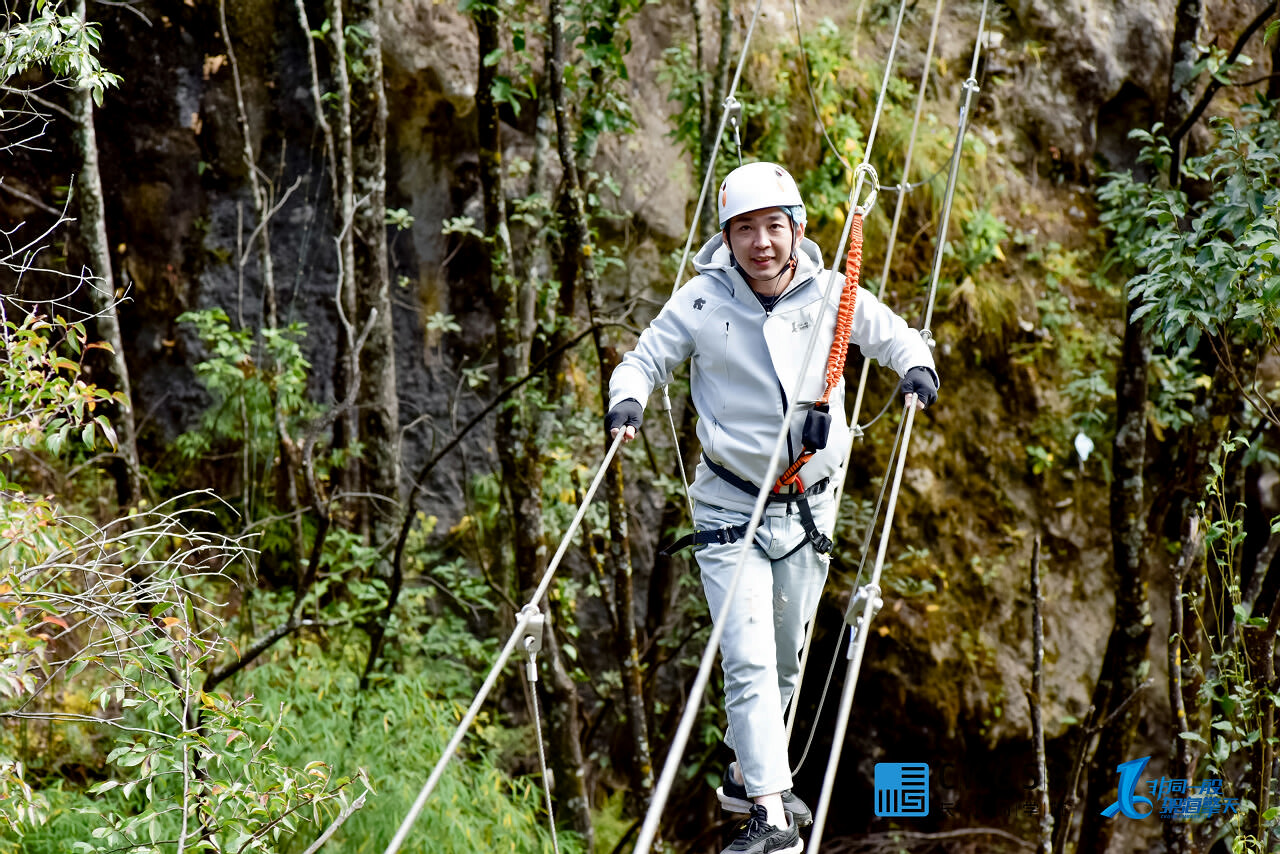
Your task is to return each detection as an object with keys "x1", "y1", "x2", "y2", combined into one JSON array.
[{"x1": 1178, "y1": 731, "x2": 1206, "y2": 743}]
